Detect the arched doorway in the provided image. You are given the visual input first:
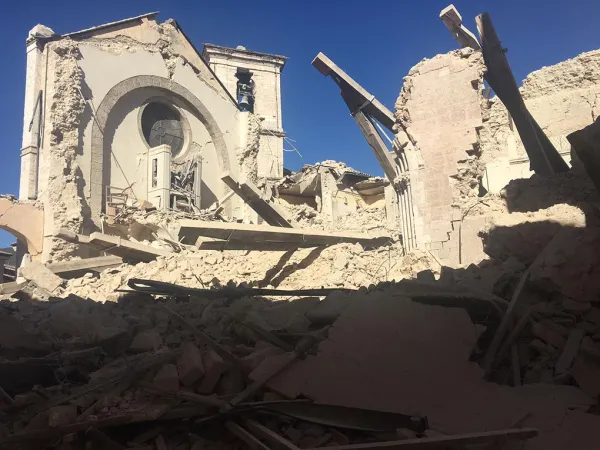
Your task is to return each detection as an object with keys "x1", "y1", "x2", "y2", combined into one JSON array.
[{"x1": 0, "y1": 199, "x2": 44, "y2": 266}]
